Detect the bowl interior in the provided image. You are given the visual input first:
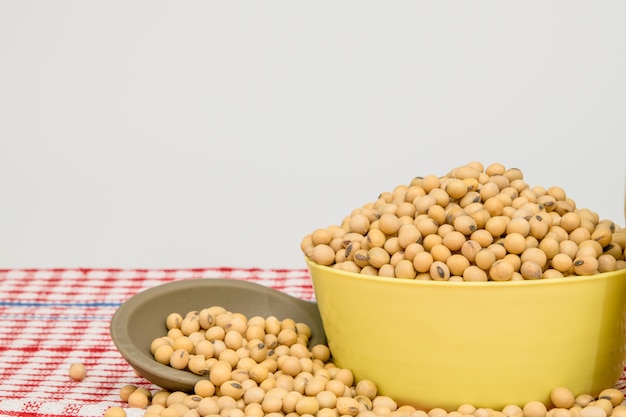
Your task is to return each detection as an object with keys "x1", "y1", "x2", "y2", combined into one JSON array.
[{"x1": 110, "y1": 278, "x2": 325, "y2": 392}]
